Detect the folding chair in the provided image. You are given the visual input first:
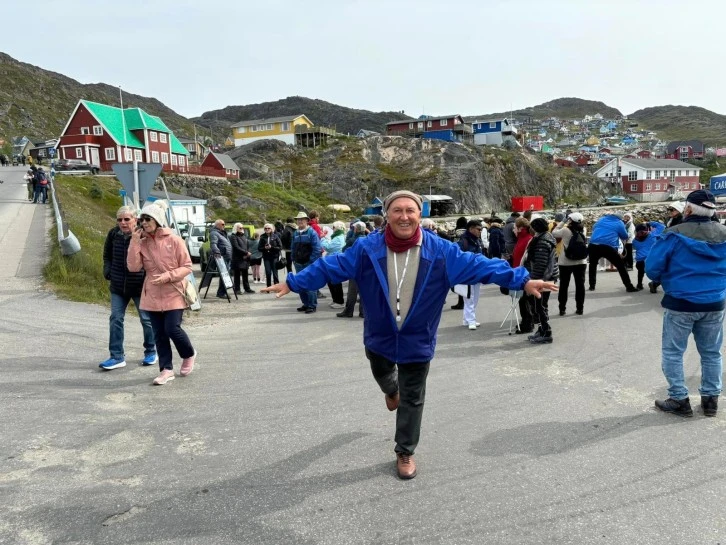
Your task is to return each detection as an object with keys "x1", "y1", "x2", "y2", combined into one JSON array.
[{"x1": 499, "y1": 290, "x2": 522, "y2": 335}]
